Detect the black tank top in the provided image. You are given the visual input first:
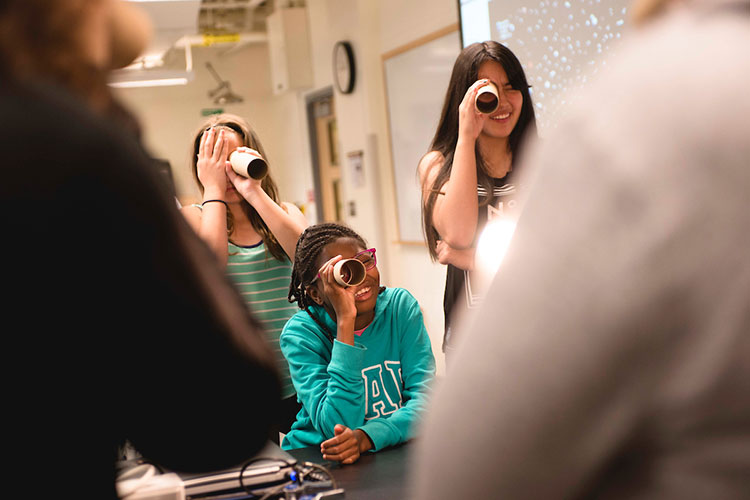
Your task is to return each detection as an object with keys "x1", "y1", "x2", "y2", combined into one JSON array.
[{"x1": 442, "y1": 175, "x2": 520, "y2": 351}]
